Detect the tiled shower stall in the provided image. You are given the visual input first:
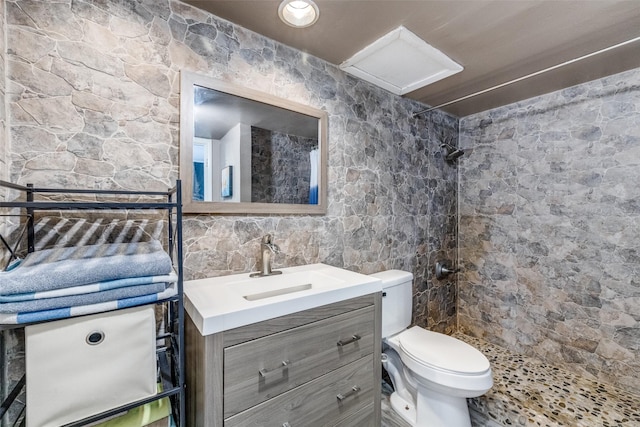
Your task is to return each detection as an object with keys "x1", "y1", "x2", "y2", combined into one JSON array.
[{"x1": 459, "y1": 71, "x2": 640, "y2": 396}]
